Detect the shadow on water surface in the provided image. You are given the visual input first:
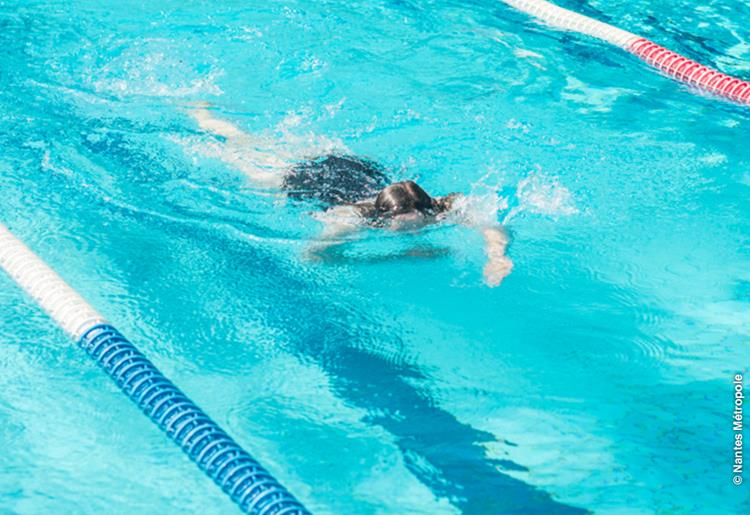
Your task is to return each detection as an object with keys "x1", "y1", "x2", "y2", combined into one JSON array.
[
  {"x1": 110, "y1": 210, "x2": 589, "y2": 514},
  {"x1": 311, "y1": 243, "x2": 453, "y2": 264}
]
